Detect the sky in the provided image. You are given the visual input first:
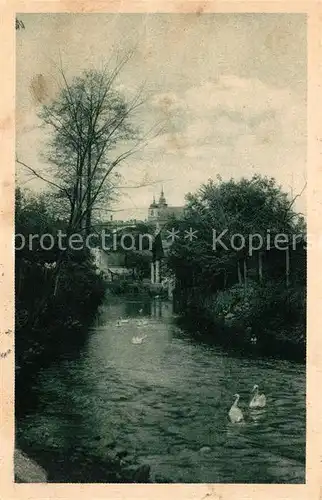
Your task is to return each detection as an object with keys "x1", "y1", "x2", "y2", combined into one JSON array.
[{"x1": 16, "y1": 13, "x2": 307, "y2": 221}]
